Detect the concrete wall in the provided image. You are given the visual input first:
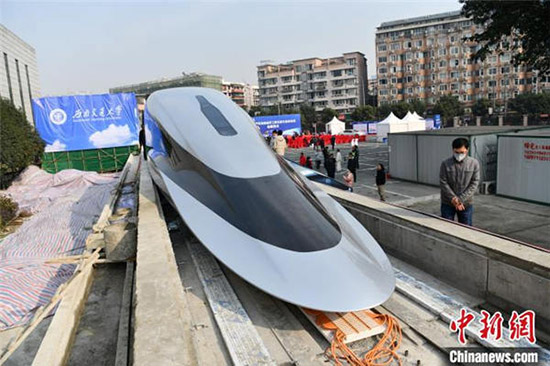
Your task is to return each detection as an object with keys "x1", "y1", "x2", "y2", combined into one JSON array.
[
  {"x1": 0, "y1": 24, "x2": 41, "y2": 125},
  {"x1": 318, "y1": 184, "x2": 550, "y2": 333}
]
